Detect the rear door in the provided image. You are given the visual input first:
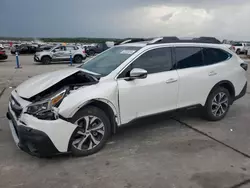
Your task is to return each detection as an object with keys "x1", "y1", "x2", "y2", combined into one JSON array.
[
  {"x1": 175, "y1": 46, "x2": 233, "y2": 108},
  {"x1": 175, "y1": 47, "x2": 210, "y2": 108},
  {"x1": 65, "y1": 46, "x2": 76, "y2": 59}
]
